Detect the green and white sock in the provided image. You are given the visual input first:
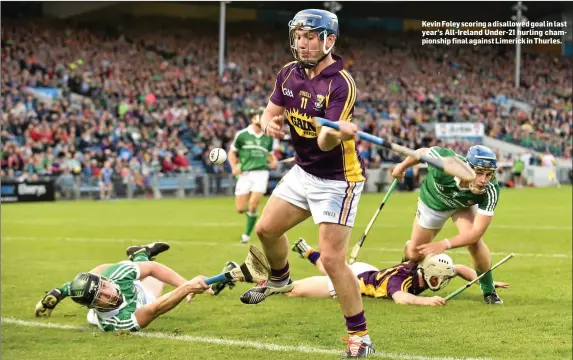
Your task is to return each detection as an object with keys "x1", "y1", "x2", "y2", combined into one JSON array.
[
  {"x1": 244, "y1": 212, "x2": 258, "y2": 237},
  {"x1": 477, "y1": 271, "x2": 495, "y2": 295}
]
